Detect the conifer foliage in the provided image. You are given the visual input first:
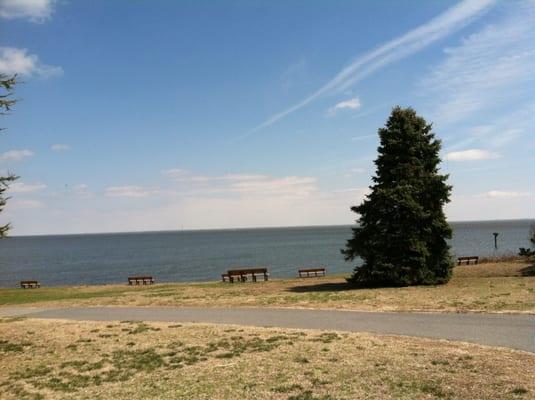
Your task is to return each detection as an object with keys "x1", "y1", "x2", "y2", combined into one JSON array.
[
  {"x1": 343, "y1": 107, "x2": 453, "y2": 286},
  {"x1": 0, "y1": 74, "x2": 19, "y2": 238}
]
